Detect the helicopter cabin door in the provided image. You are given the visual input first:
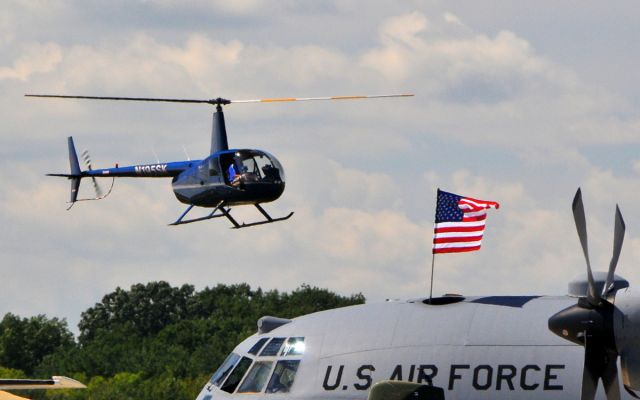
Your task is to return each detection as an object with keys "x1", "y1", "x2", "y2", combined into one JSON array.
[{"x1": 206, "y1": 156, "x2": 223, "y2": 184}]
